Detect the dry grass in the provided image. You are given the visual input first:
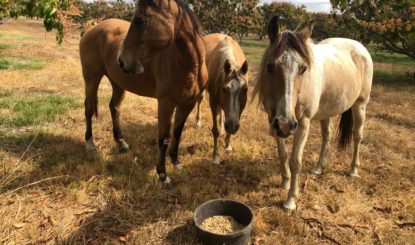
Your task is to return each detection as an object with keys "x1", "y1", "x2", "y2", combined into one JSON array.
[{"x1": 0, "y1": 18, "x2": 414, "y2": 245}]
